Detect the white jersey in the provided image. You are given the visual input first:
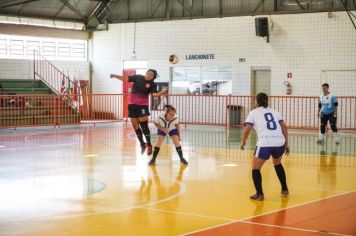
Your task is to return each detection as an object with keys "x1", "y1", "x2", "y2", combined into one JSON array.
[
  {"x1": 155, "y1": 113, "x2": 179, "y2": 131},
  {"x1": 245, "y1": 107, "x2": 286, "y2": 147}
]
